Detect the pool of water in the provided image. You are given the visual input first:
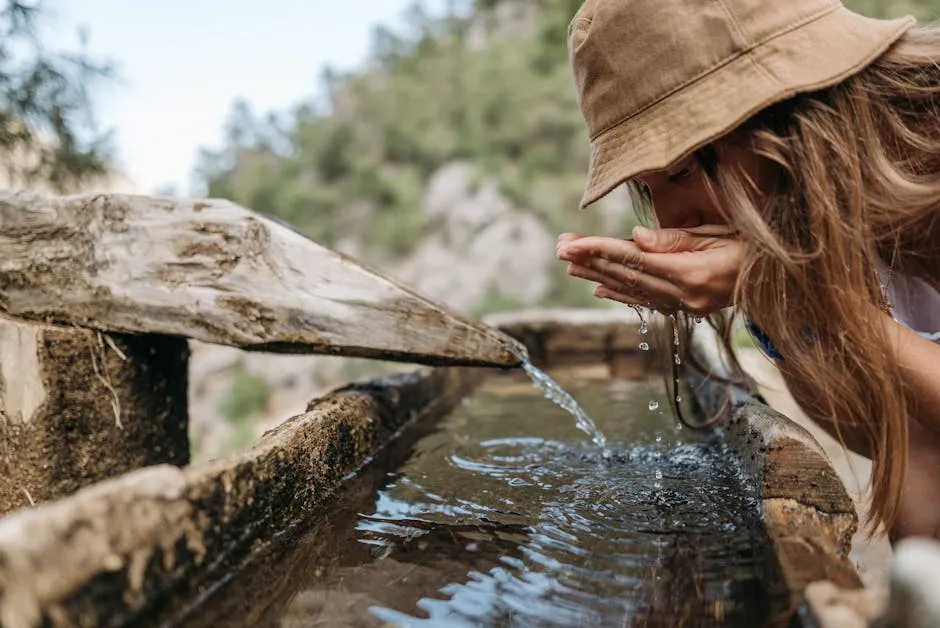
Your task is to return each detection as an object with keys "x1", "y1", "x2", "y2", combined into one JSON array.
[{"x1": 175, "y1": 370, "x2": 779, "y2": 628}]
